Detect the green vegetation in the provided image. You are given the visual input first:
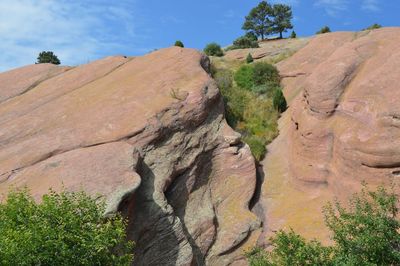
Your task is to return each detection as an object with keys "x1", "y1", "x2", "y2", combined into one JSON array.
[
  {"x1": 0, "y1": 189, "x2": 133, "y2": 265},
  {"x1": 228, "y1": 36, "x2": 260, "y2": 50},
  {"x1": 290, "y1": 31, "x2": 297, "y2": 38},
  {"x1": 362, "y1": 23, "x2": 382, "y2": 31},
  {"x1": 36, "y1": 51, "x2": 61, "y2": 65},
  {"x1": 245, "y1": 31, "x2": 259, "y2": 41},
  {"x1": 204, "y1": 42, "x2": 224, "y2": 57},
  {"x1": 316, "y1": 26, "x2": 331, "y2": 34},
  {"x1": 246, "y1": 185, "x2": 400, "y2": 265},
  {"x1": 271, "y1": 4, "x2": 294, "y2": 39},
  {"x1": 234, "y1": 65, "x2": 255, "y2": 90},
  {"x1": 174, "y1": 40, "x2": 184, "y2": 47},
  {"x1": 273, "y1": 88, "x2": 287, "y2": 113},
  {"x1": 243, "y1": 1, "x2": 293, "y2": 40},
  {"x1": 253, "y1": 61, "x2": 280, "y2": 86},
  {"x1": 246, "y1": 53, "x2": 254, "y2": 64},
  {"x1": 213, "y1": 60, "x2": 284, "y2": 161},
  {"x1": 234, "y1": 62, "x2": 280, "y2": 92}
]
